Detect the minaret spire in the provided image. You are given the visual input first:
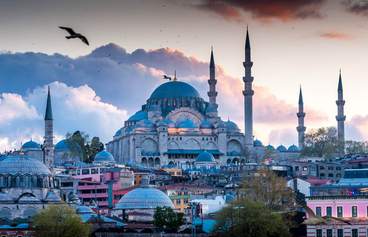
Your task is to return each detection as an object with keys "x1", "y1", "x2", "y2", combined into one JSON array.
[
  {"x1": 297, "y1": 86, "x2": 306, "y2": 149},
  {"x1": 44, "y1": 85, "x2": 54, "y2": 172},
  {"x1": 336, "y1": 70, "x2": 346, "y2": 145},
  {"x1": 207, "y1": 47, "x2": 218, "y2": 108},
  {"x1": 243, "y1": 27, "x2": 254, "y2": 148}
]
